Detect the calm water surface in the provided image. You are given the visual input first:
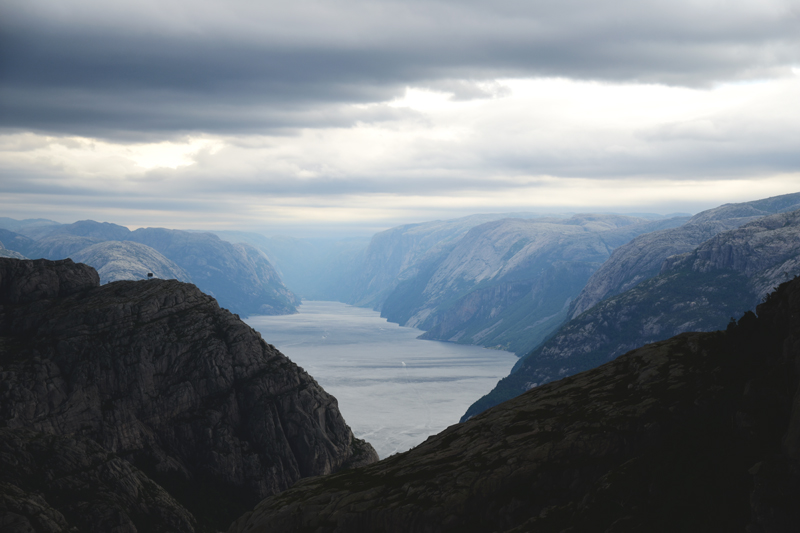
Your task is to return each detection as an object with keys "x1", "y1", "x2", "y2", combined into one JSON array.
[{"x1": 246, "y1": 301, "x2": 517, "y2": 459}]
